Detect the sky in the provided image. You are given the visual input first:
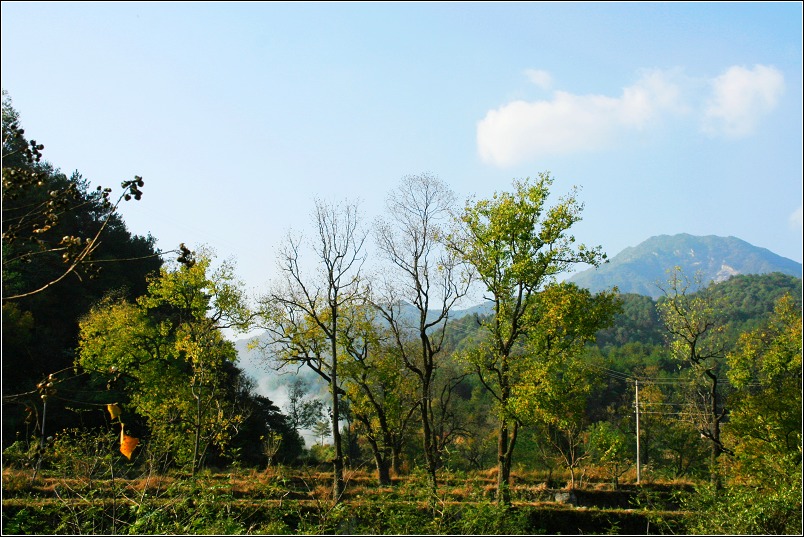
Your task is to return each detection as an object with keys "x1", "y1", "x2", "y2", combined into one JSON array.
[{"x1": 3, "y1": 2, "x2": 802, "y2": 317}]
